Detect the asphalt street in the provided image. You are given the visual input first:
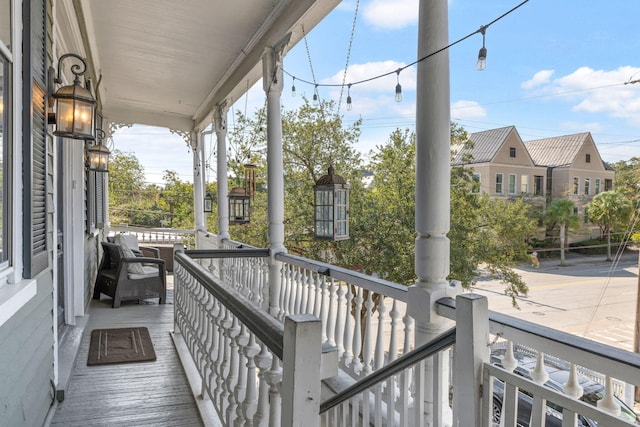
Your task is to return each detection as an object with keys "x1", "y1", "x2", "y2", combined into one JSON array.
[{"x1": 470, "y1": 251, "x2": 640, "y2": 351}]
